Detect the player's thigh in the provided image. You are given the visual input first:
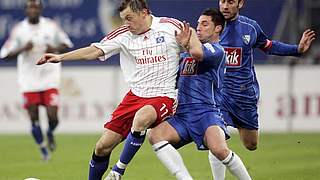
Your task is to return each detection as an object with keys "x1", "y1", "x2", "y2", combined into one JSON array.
[
  {"x1": 46, "y1": 106, "x2": 58, "y2": 121},
  {"x1": 204, "y1": 126, "x2": 229, "y2": 157},
  {"x1": 95, "y1": 129, "x2": 123, "y2": 156},
  {"x1": 132, "y1": 105, "x2": 158, "y2": 130},
  {"x1": 26, "y1": 104, "x2": 39, "y2": 121},
  {"x1": 148, "y1": 121, "x2": 181, "y2": 145}
]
